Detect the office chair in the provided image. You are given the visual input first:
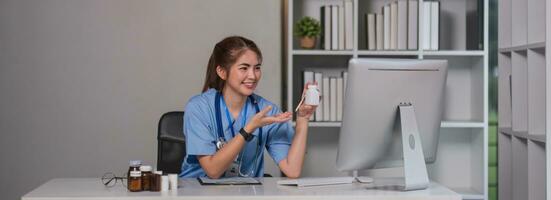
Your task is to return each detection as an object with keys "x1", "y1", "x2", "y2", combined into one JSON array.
[
  {"x1": 156, "y1": 111, "x2": 273, "y2": 177},
  {"x1": 157, "y1": 111, "x2": 186, "y2": 174}
]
